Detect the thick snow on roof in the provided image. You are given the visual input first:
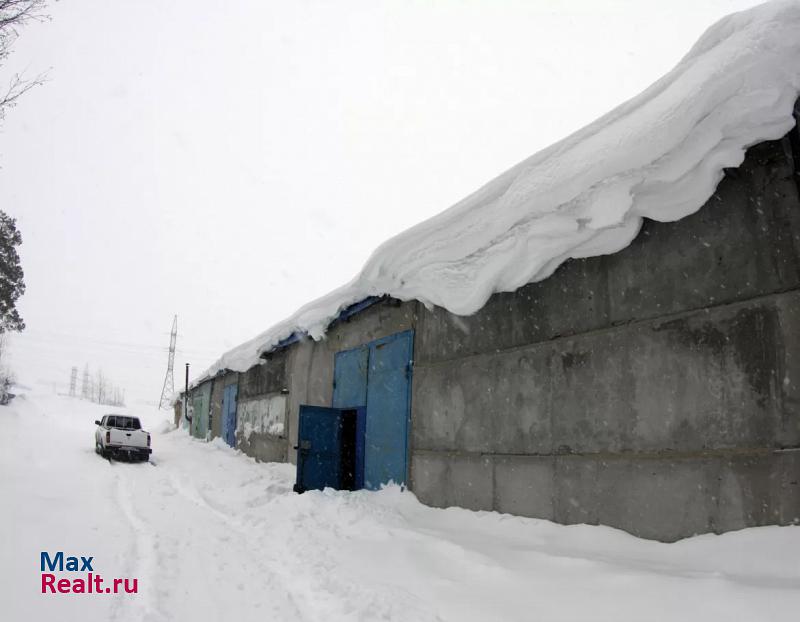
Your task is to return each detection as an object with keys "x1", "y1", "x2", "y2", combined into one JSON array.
[{"x1": 194, "y1": 0, "x2": 800, "y2": 388}]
